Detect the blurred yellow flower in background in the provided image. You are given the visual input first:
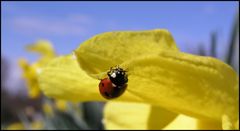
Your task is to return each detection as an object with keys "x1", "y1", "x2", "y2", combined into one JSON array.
[
  {"x1": 4, "y1": 121, "x2": 43, "y2": 130},
  {"x1": 42, "y1": 99, "x2": 69, "y2": 116},
  {"x1": 30, "y1": 121, "x2": 44, "y2": 130},
  {"x1": 42, "y1": 102, "x2": 54, "y2": 117},
  {"x1": 4, "y1": 122, "x2": 25, "y2": 130},
  {"x1": 18, "y1": 40, "x2": 56, "y2": 99},
  {"x1": 54, "y1": 99, "x2": 69, "y2": 112},
  {"x1": 18, "y1": 59, "x2": 41, "y2": 98},
  {"x1": 36, "y1": 29, "x2": 238, "y2": 130}
]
